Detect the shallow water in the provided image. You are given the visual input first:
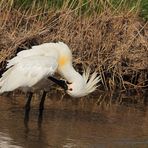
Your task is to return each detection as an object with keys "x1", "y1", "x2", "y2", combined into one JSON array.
[{"x1": 0, "y1": 94, "x2": 148, "y2": 148}]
